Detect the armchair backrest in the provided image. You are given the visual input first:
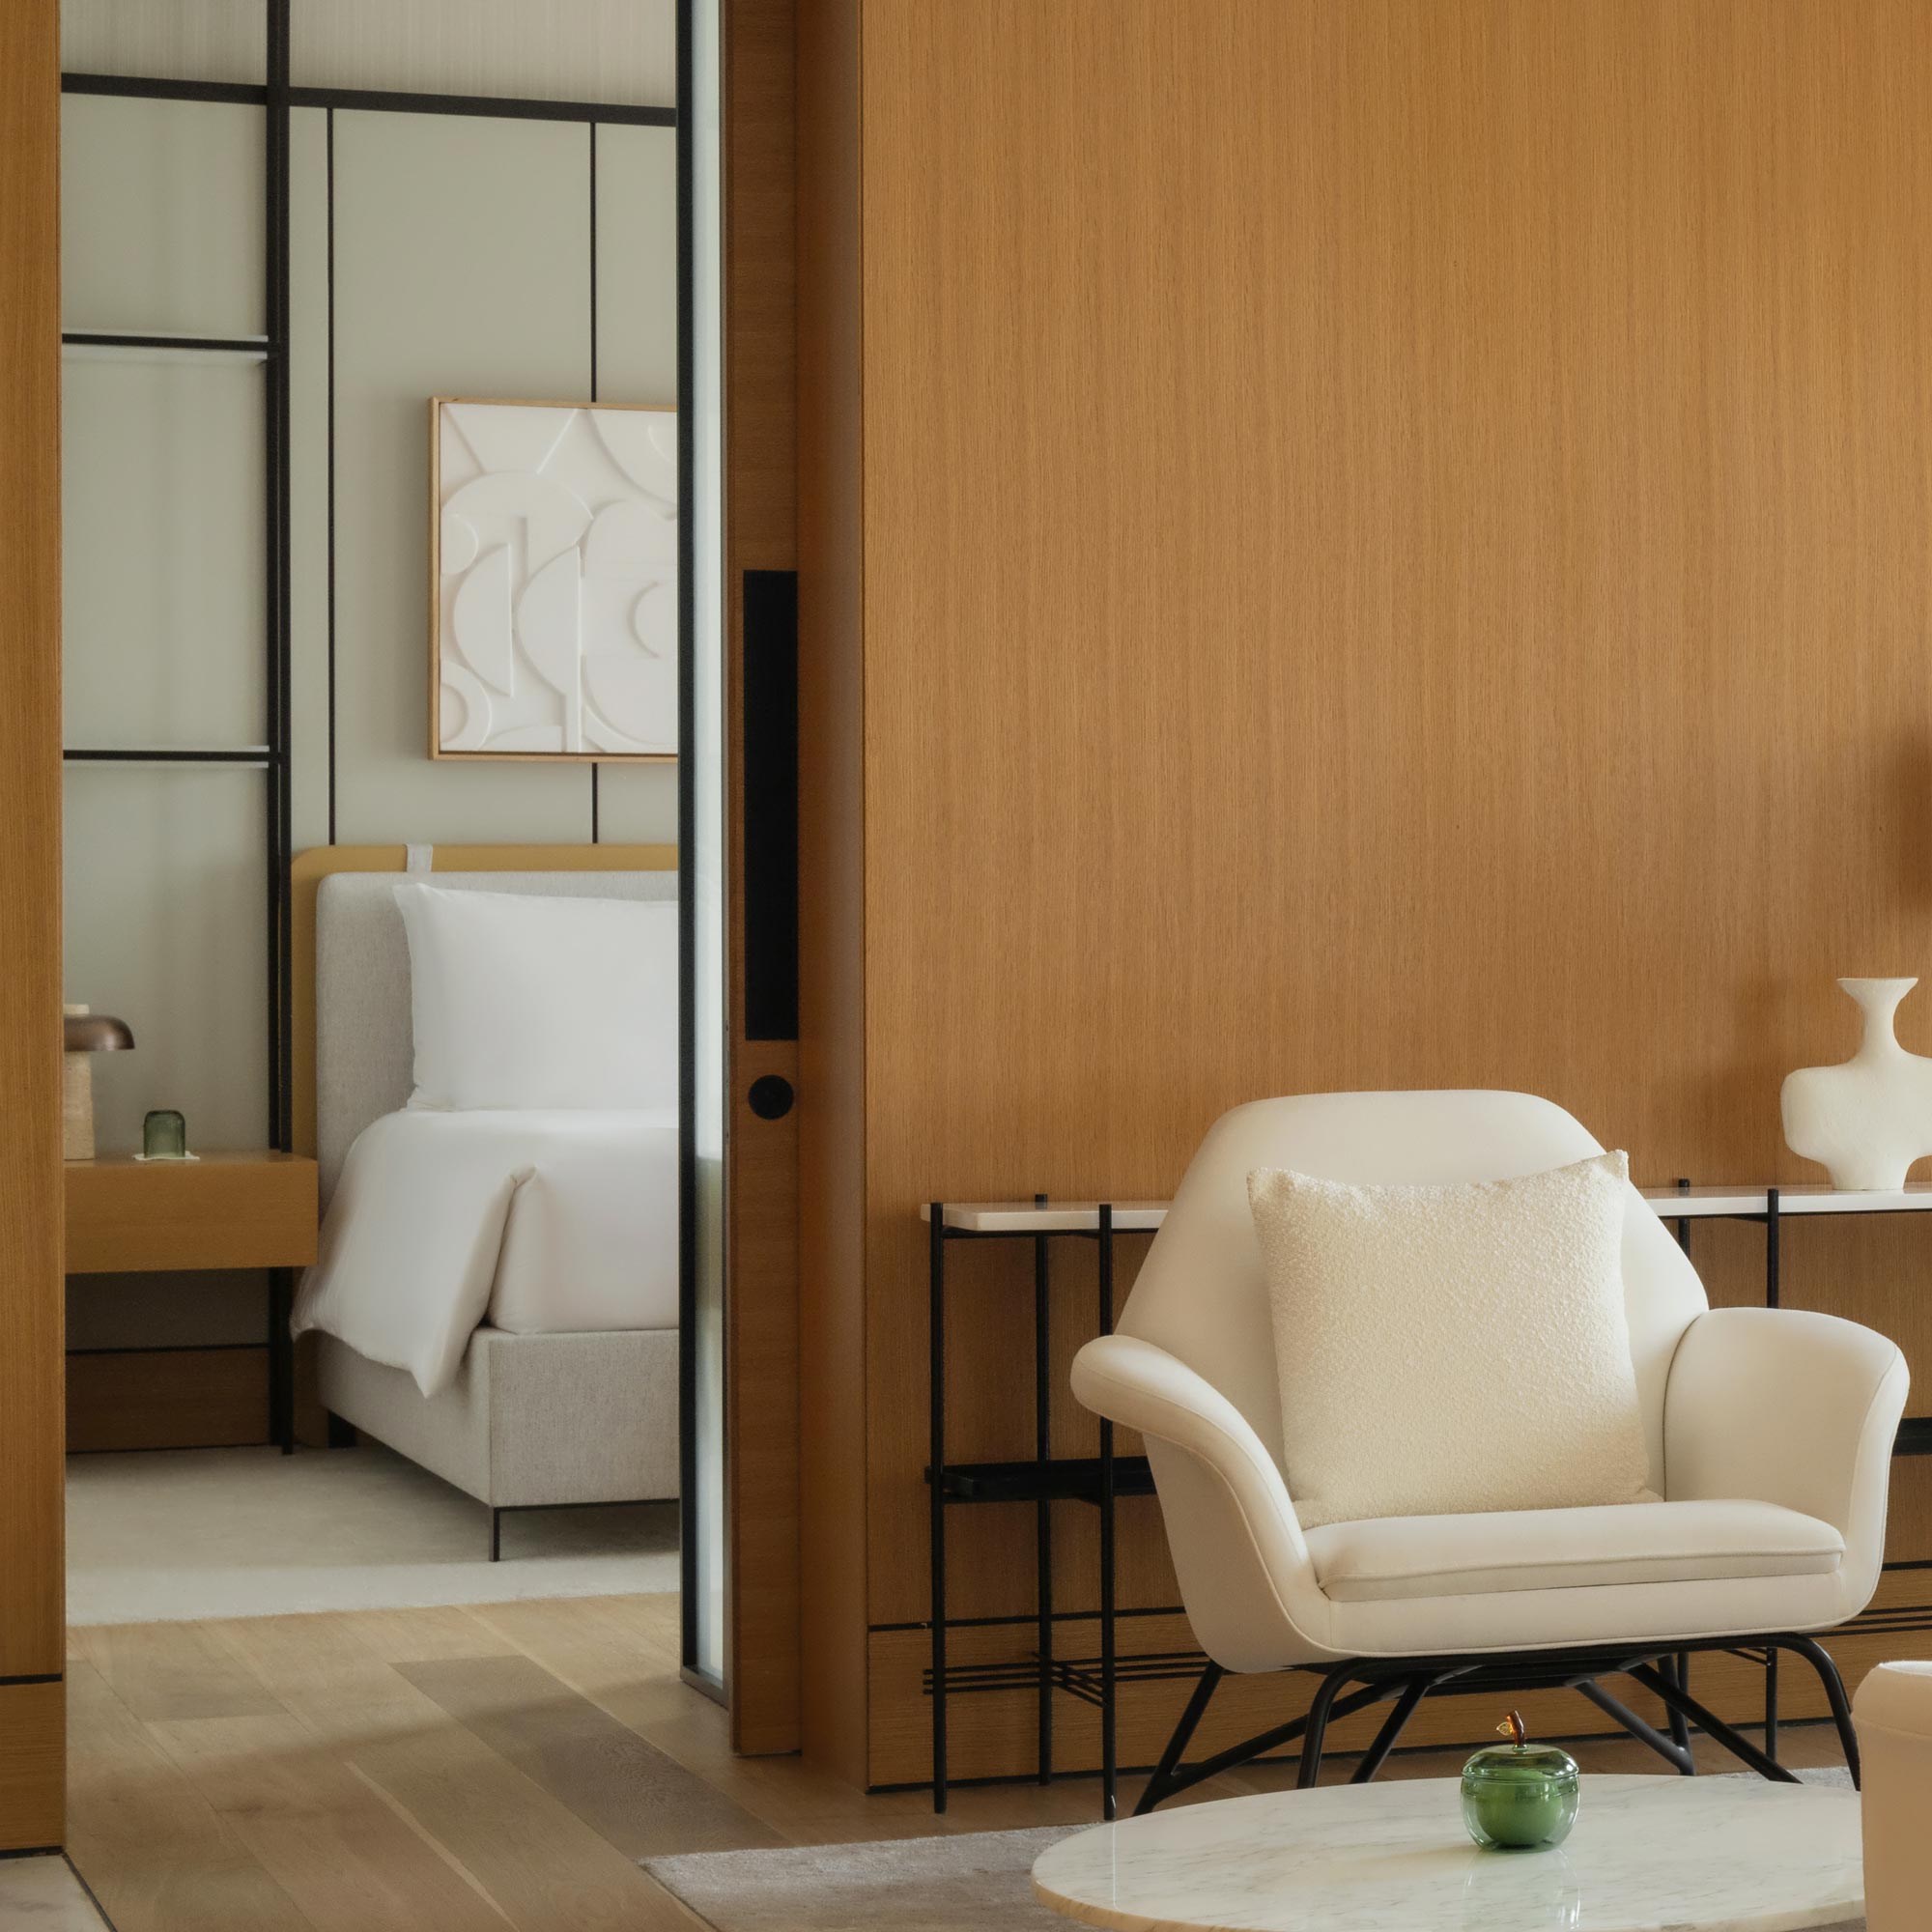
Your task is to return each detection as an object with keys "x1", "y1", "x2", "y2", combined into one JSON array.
[{"x1": 1118, "y1": 1092, "x2": 1708, "y2": 1494}]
